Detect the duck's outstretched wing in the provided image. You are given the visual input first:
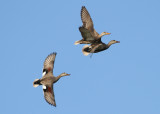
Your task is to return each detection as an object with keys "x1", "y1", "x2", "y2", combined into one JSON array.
[
  {"x1": 79, "y1": 27, "x2": 95, "y2": 41},
  {"x1": 81, "y1": 6, "x2": 99, "y2": 39},
  {"x1": 81, "y1": 6, "x2": 94, "y2": 31},
  {"x1": 43, "y1": 84, "x2": 56, "y2": 107},
  {"x1": 42, "y1": 52, "x2": 57, "y2": 76}
]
